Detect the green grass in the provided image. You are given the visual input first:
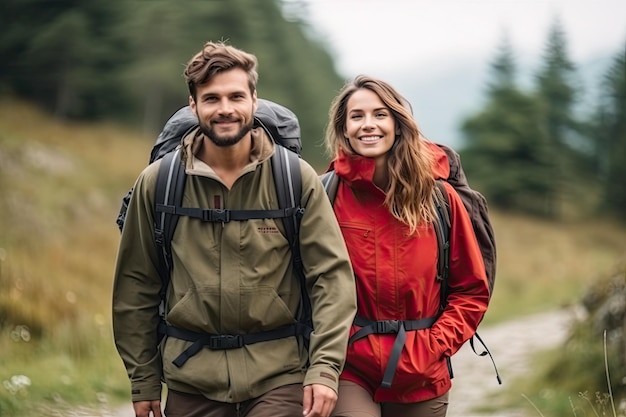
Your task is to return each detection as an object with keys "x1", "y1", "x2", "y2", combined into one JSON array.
[
  {"x1": 484, "y1": 211, "x2": 626, "y2": 325},
  {"x1": 0, "y1": 98, "x2": 625, "y2": 416}
]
